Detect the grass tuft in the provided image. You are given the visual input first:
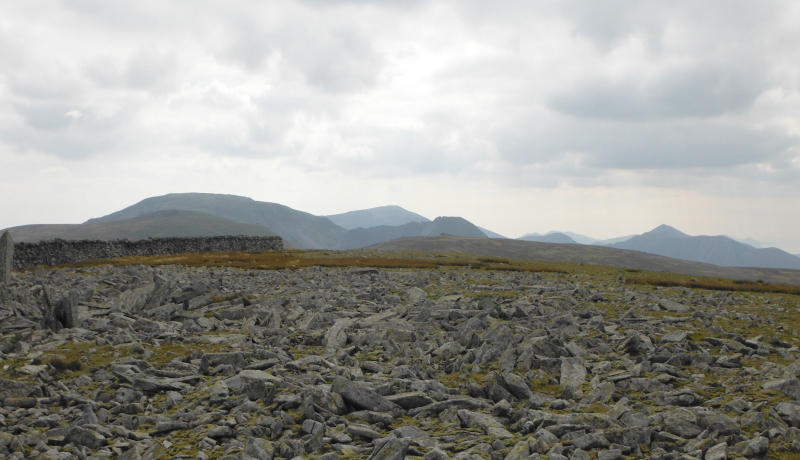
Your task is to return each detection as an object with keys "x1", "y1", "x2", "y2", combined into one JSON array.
[{"x1": 49, "y1": 358, "x2": 83, "y2": 373}]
